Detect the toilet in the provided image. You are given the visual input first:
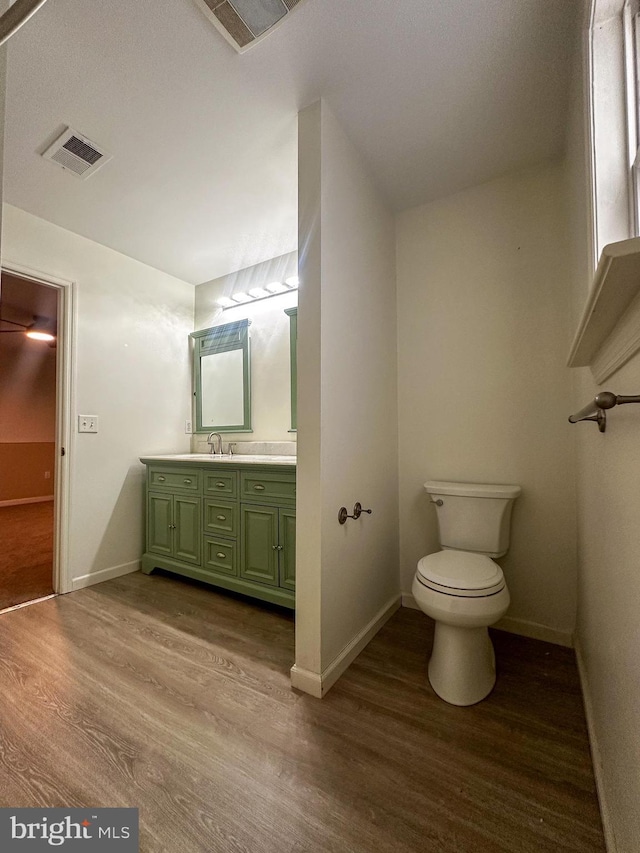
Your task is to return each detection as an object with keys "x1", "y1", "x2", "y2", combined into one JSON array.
[{"x1": 412, "y1": 480, "x2": 521, "y2": 706}]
